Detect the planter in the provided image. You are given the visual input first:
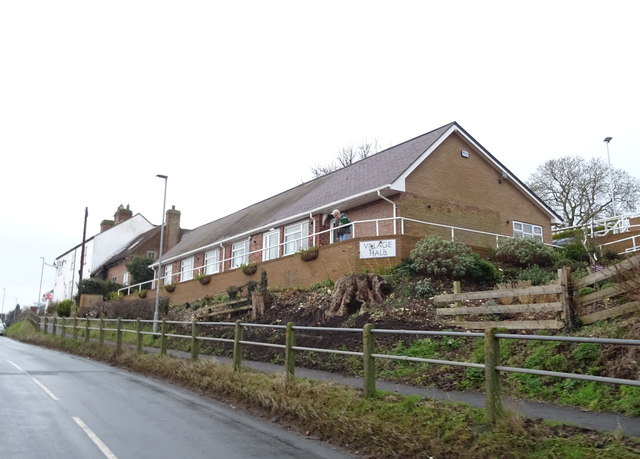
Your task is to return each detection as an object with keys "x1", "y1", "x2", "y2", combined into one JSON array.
[
  {"x1": 241, "y1": 265, "x2": 257, "y2": 275},
  {"x1": 198, "y1": 275, "x2": 211, "y2": 285},
  {"x1": 137, "y1": 290, "x2": 147, "y2": 298},
  {"x1": 164, "y1": 284, "x2": 176, "y2": 292},
  {"x1": 300, "y1": 250, "x2": 319, "y2": 261}
]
